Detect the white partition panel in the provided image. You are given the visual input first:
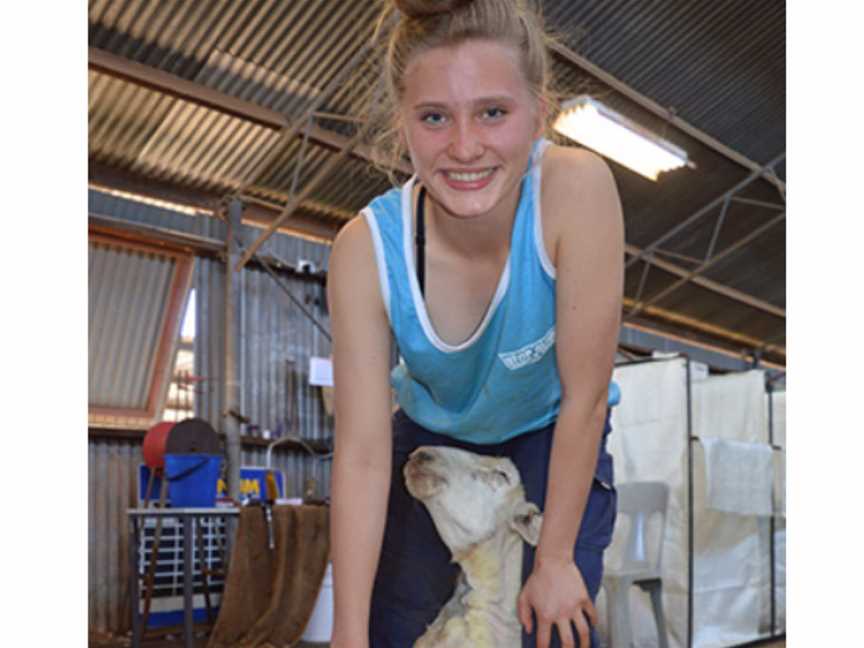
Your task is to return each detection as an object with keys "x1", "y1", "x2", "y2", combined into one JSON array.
[
  {"x1": 691, "y1": 371, "x2": 769, "y2": 648},
  {"x1": 602, "y1": 357, "x2": 690, "y2": 648},
  {"x1": 768, "y1": 390, "x2": 786, "y2": 634},
  {"x1": 599, "y1": 362, "x2": 778, "y2": 648}
]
